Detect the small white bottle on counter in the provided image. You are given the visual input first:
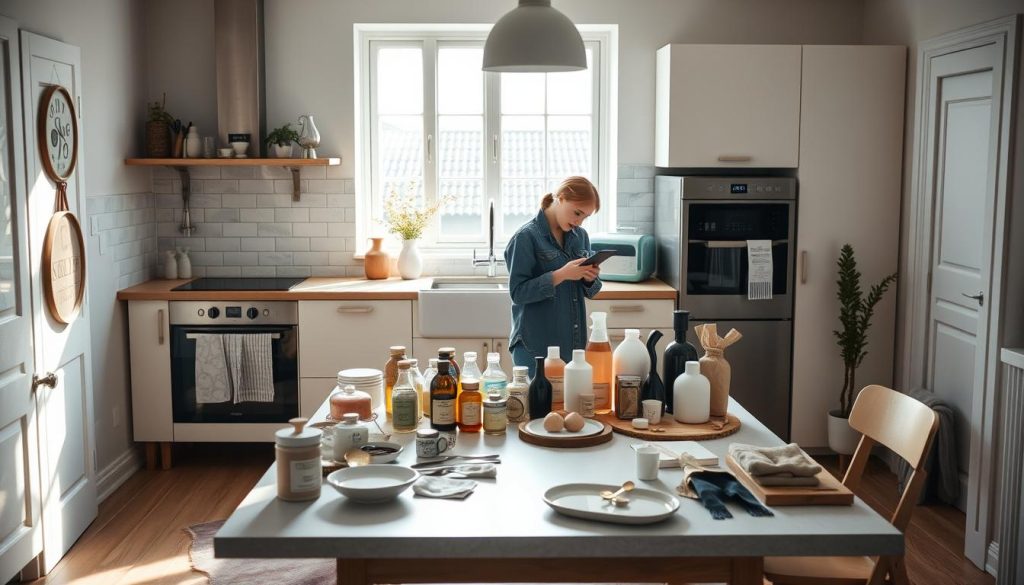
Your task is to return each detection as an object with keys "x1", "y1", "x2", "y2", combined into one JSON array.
[
  {"x1": 505, "y1": 366, "x2": 530, "y2": 423},
  {"x1": 333, "y1": 413, "x2": 368, "y2": 460},
  {"x1": 563, "y1": 349, "x2": 593, "y2": 415},
  {"x1": 673, "y1": 361, "x2": 710, "y2": 424}
]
